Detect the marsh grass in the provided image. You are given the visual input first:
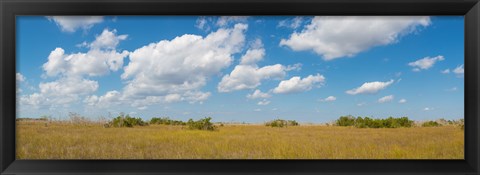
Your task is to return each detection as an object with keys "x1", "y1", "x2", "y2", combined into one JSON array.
[{"x1": 16, "y1": 121, "x2": 464, "y2": 159}]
